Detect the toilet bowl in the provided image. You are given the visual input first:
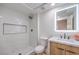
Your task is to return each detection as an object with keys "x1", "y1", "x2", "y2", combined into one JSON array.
[
  {"x1": 34, "y1": 37, "x2": 48, "y2": 54},
  {"x1": 34, "y1": 45, "x2": 45, "y2": 54}
]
